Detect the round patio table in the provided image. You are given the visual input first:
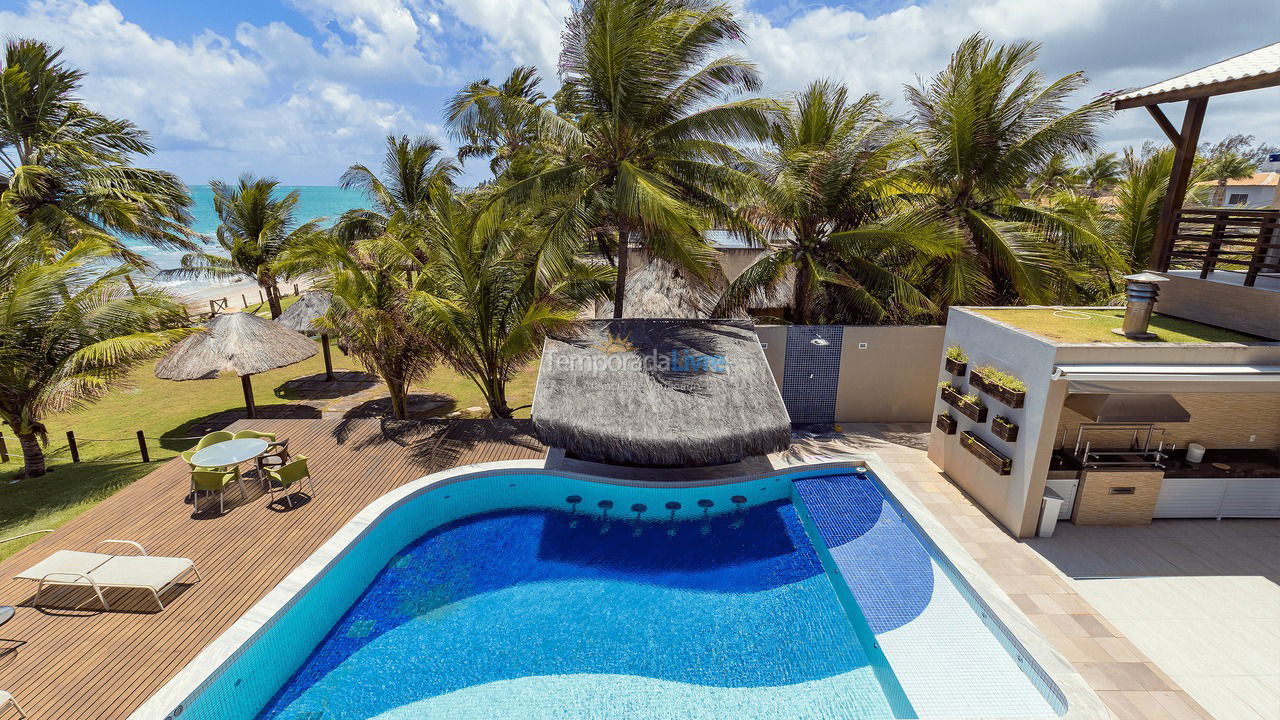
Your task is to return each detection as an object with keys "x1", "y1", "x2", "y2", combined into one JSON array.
[
  {"x1": 190, "y1": 438, "x2": 269, "y2": 469},
  {"x1": 190, "y1": 438, "x2": 270, "y2": 493}
]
